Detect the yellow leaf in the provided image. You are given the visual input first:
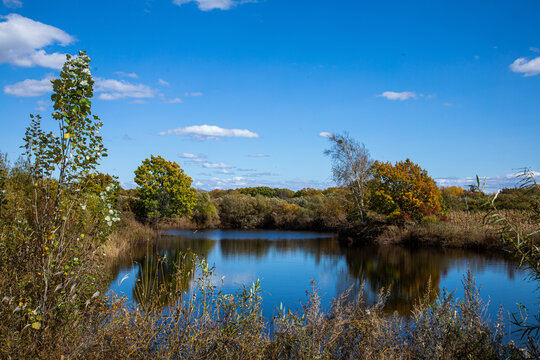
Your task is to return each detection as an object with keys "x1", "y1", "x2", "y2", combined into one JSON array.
[{"x1": 31, "y1": 322, "x2": 41, "y2": 330}]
